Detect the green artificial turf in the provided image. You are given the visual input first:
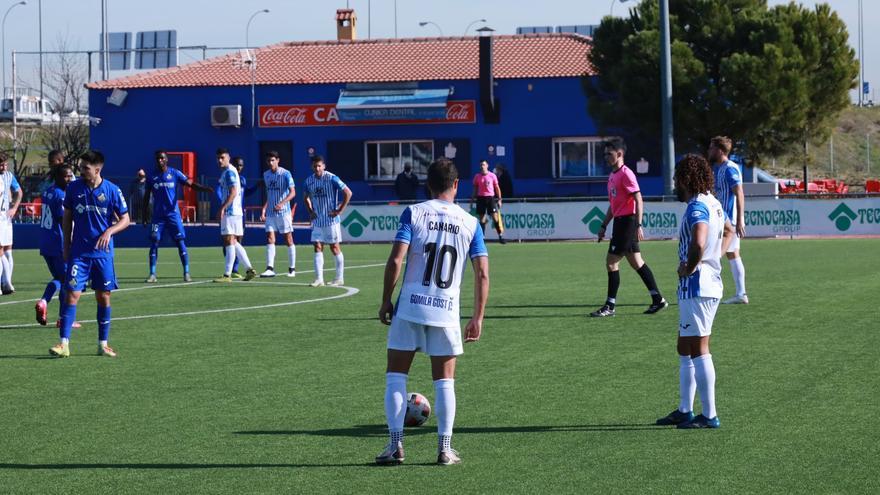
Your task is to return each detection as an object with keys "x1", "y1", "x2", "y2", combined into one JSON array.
[{"x1": 0, "y1": 239, "x2": 877, "y2": 494}]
